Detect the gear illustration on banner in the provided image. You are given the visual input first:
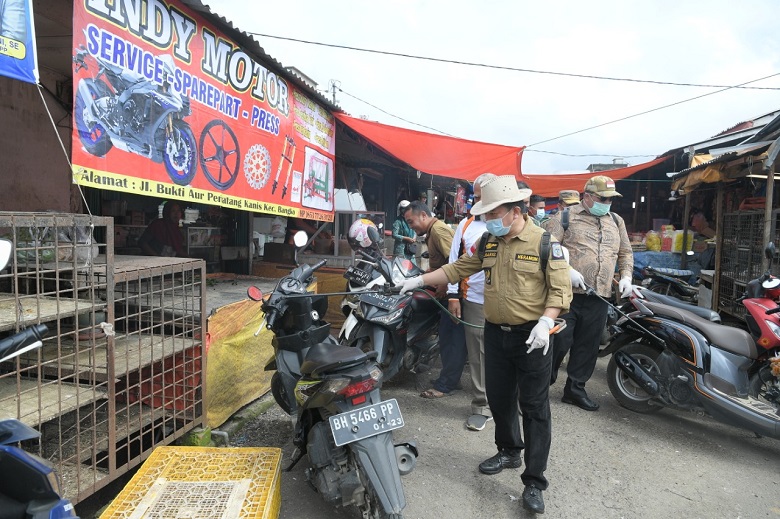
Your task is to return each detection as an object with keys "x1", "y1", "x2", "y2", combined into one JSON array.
[{"x1": 243, "y1": 143, "x2": 272, "y2": 190}]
